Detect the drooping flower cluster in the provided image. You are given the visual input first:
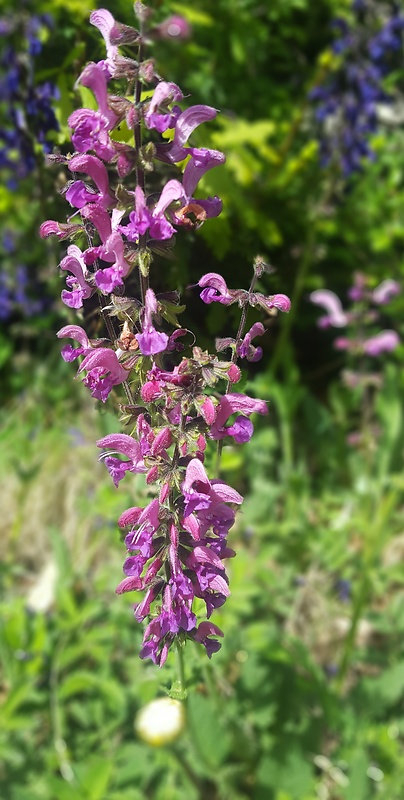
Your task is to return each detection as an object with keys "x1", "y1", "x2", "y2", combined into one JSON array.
[
  {"x1": 41, "y1": 6, "x2": 290, "y2": 666},
  {"x1": 310, "y1": 1, "x2": 404, "y2": 177},
  {"x1": 0, "y1": 12, "x2": 59, "y2": 188}
]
